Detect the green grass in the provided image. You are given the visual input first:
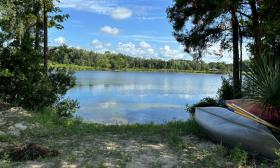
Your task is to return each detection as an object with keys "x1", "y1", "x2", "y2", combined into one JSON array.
[
  {"x1": 49, "y1": 63, "x2": 225, "y2": 74},
  {"x1": 228, "y1": 145, "x2": 248, "y2": 166},
  {"x1": 1, "y1": 107, "x2": 275, "y2": 167},
  {"x1": 23, "y1": 108, "x2": 202, "y2": 150}
]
